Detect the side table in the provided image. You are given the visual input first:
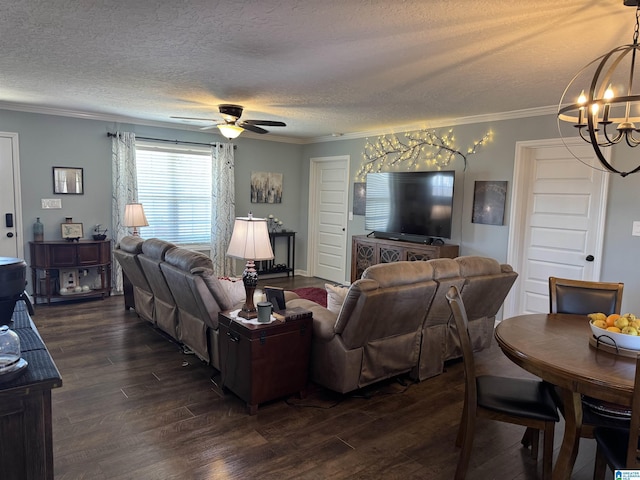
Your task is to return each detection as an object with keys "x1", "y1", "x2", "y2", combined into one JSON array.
[{"x1": 218, "y1": 311, "x2": 312, "y2": 414}]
